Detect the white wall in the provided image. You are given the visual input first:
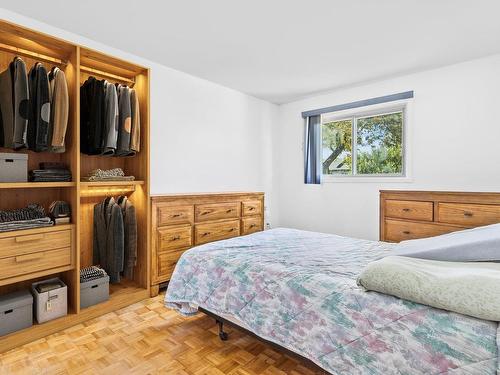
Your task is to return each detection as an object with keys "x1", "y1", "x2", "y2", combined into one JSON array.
[
  {"x1": 274, "y1": 54, "x2": 500, "y2": 240},
  {"x1": 0, "y1": 9, "x2": 278, "y2": 226}
]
